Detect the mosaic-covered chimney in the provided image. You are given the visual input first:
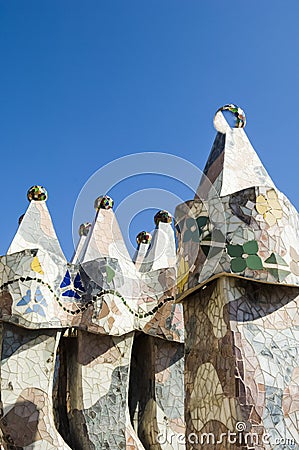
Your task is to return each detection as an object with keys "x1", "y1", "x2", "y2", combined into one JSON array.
[{"x1": 176, "y1": 105, "x2": 299, "y2": 449}]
